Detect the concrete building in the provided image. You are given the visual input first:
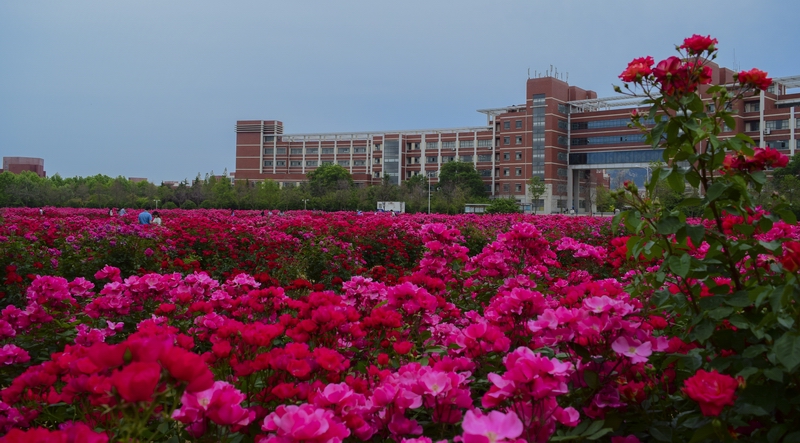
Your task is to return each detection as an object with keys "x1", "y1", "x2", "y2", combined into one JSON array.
[
  {"x1": 1, "y1": 157, "x2": 46, "y2": 177},
  {"x1": 235, "y1": 64, "x2": 800, "y2": 213}
]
